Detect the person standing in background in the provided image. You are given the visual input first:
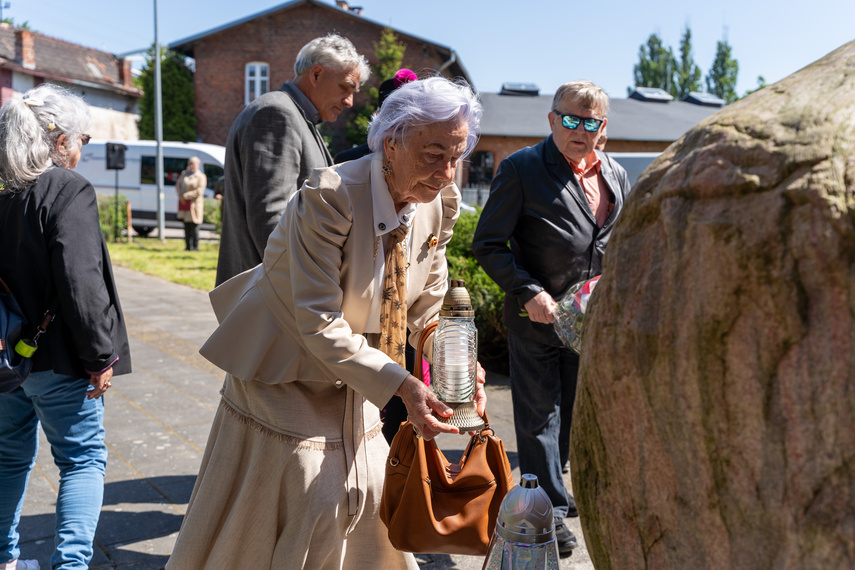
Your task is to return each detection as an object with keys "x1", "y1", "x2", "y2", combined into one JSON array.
[
  {"x1": 216, "y1": 34, "x2": 370, "y2": 285},
  {"x1": 175, "y1": 156, "x2": 207, "y2": 251},
  {"x1": 0, "y1": 83, "x2": 132, "y2": 570},
  {"x1": 473, "y1": 80, "x2": 631, "y2": 558}
]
